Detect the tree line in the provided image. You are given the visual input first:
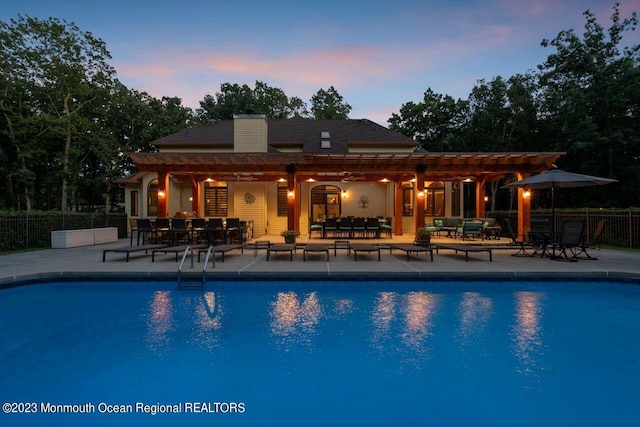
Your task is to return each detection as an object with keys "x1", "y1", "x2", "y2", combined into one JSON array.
[{"x1": 0, "y1": 3, "x2": 638, "y2": 212}]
